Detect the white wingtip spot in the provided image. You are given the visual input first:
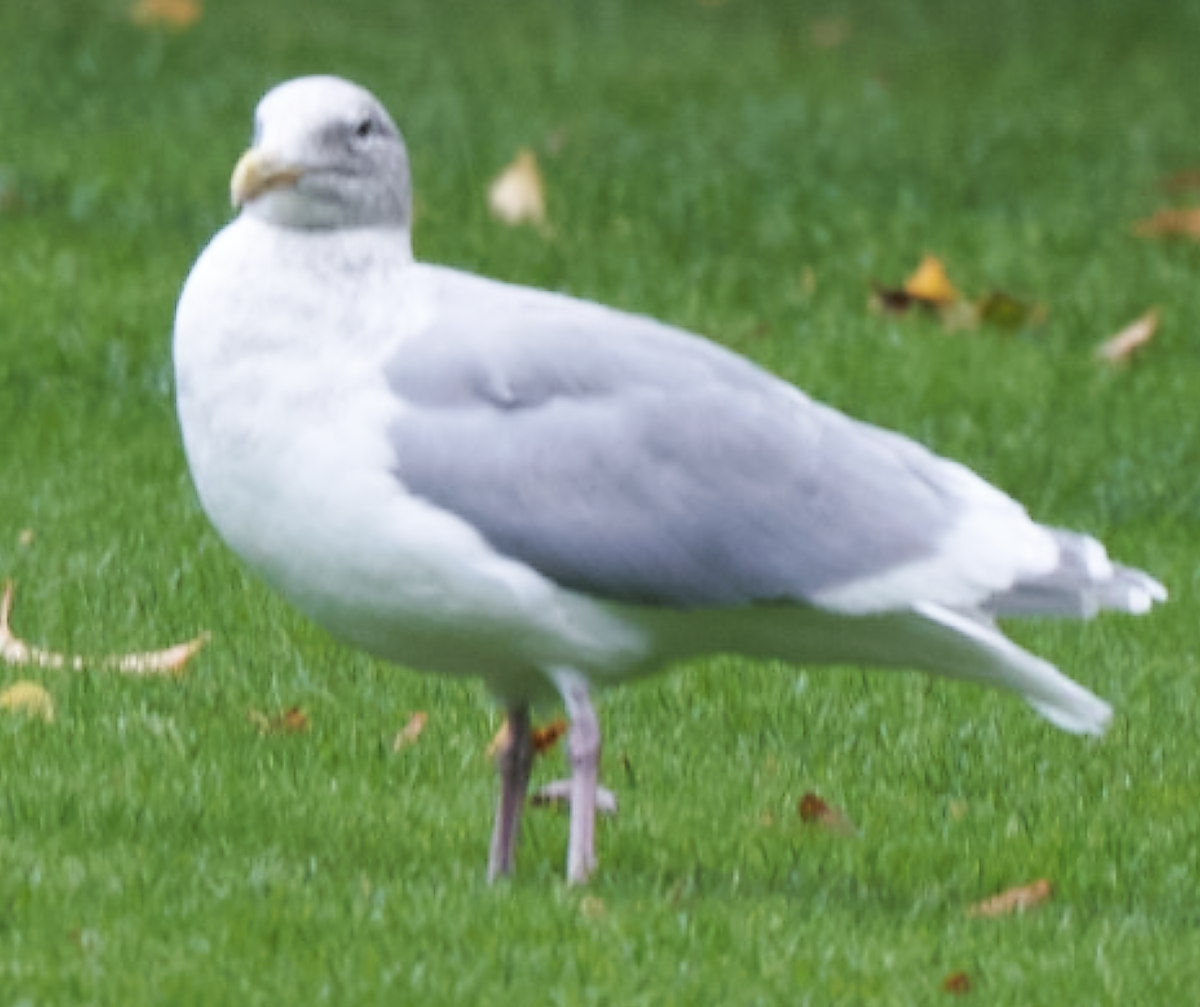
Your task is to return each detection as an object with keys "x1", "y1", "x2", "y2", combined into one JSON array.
[{"x1": 1126, "y1": 588, "x2": 1153, "y2": 616}]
